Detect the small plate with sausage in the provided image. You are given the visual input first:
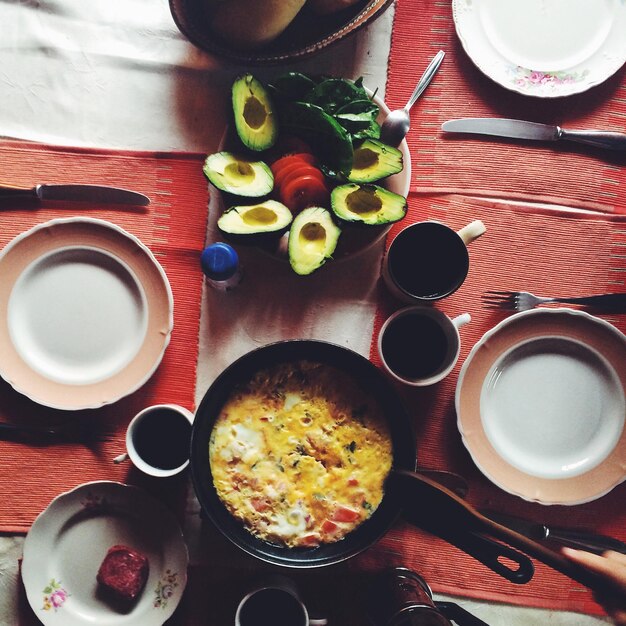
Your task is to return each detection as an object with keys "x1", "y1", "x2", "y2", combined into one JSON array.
[{"x1": 22, "y1": 481, "x2": 188, "y2": 626}]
